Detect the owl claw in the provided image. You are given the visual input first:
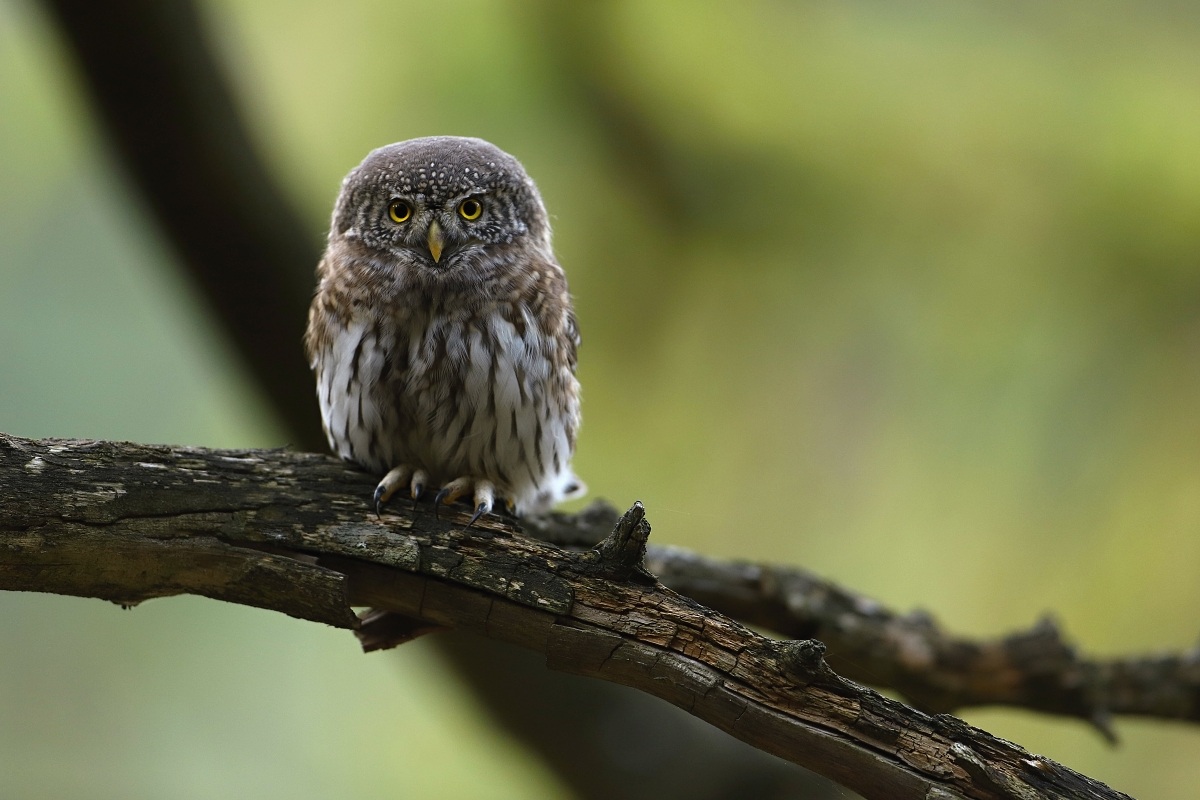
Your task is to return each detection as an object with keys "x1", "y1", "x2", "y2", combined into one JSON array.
[
  {"x1": 410, "y1": 469, "x2": 428, "y2": 509},
  {"x1": 372, "y1": 484, "x2": 387, "y2": 518},
  {"x1": 375, "y1": 467, "x2": 501, "y2": 526},
  {"x1": 432, "y1": 486, "x2": 452, "y2": 520},
  {"x1": 426, "y1": 478, "x2": 496, "y2": 527},
  {"x1": 465, "y1": 484, "x2": 496, "y2": 529},
  {"x1": 374, "y1": 465, "x2": 414, "y2": 516}
]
